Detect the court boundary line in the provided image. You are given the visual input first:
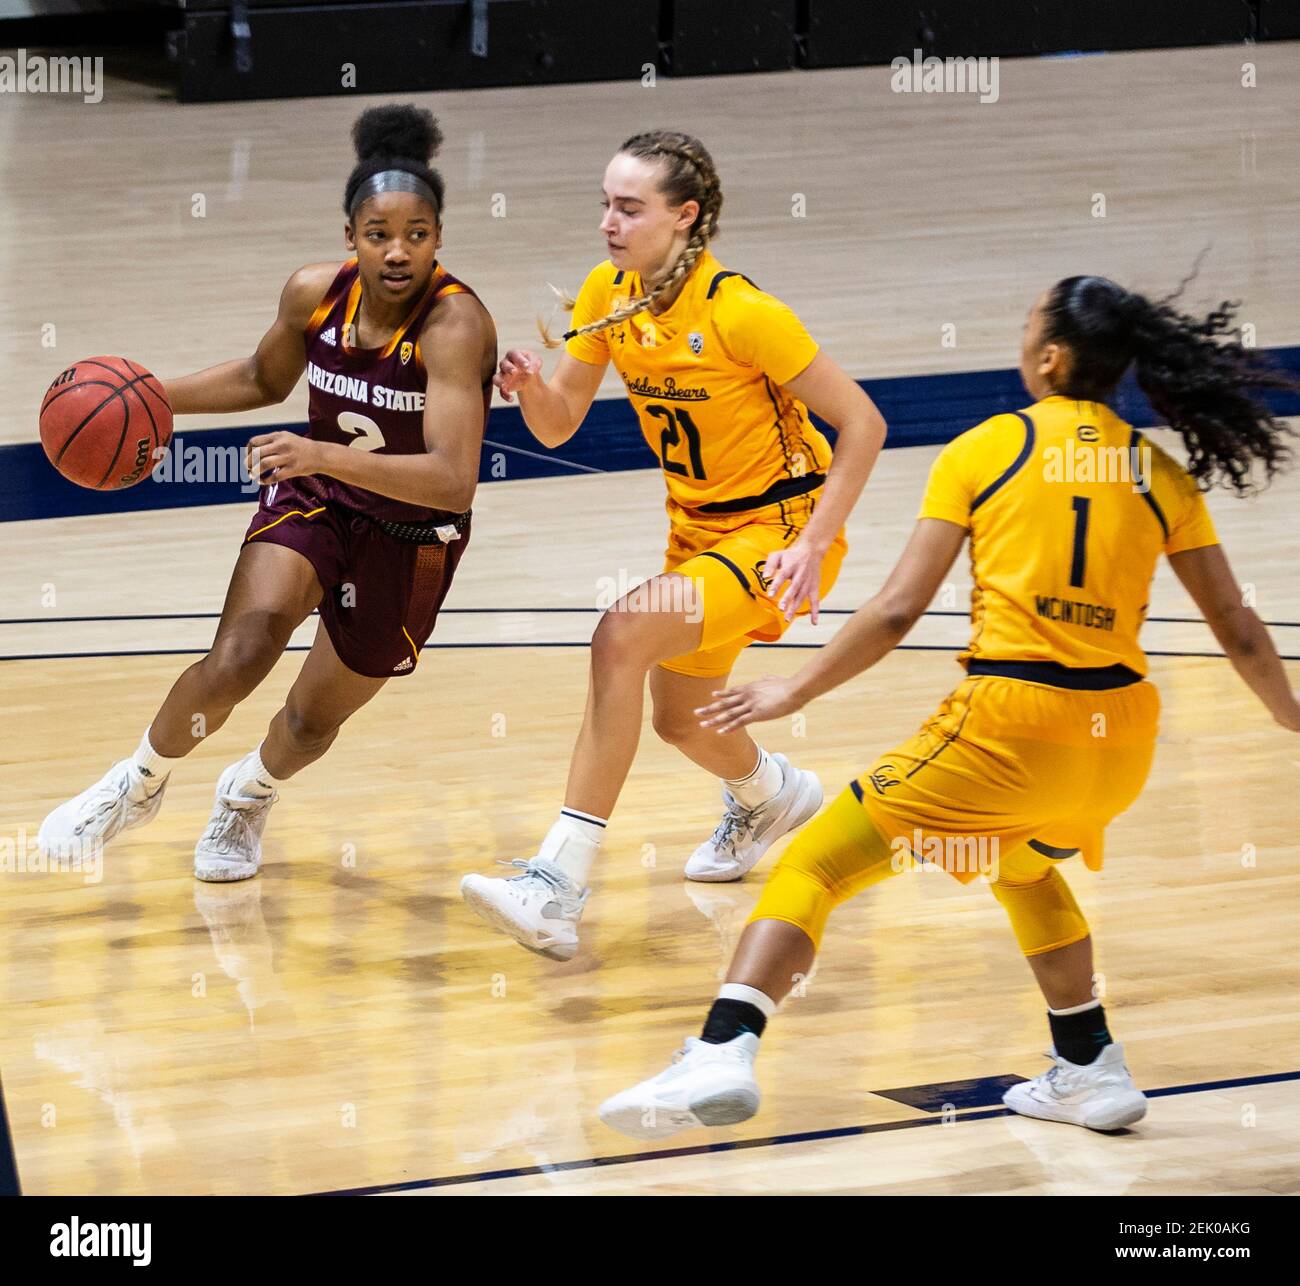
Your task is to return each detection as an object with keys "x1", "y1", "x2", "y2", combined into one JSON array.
[
  {"x1": 309, "y1": 1067, "x2": 1300, "y2": 1196},
  {"x1": 2, "y1": 609, "x2": 1296, "y2": 628},
  {"x1": 5, "y1": 646, "x2": 1291, "y2": 664}
]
